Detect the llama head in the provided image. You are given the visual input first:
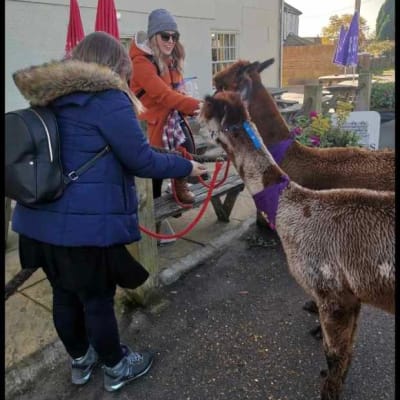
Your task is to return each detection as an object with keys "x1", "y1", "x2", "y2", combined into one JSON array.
[
  {"x1": 201, "y1": 90, "x2": 248, "y2": 137},
  {"x1": 201, "y1": 90, "x2": 280, "y2": 195},
  {"x1": 213, "y1": 58, "x2": 275, "y2": 102},
  {"x1": 200, "y1": 91, "x2": 260, "y2": 156}
]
